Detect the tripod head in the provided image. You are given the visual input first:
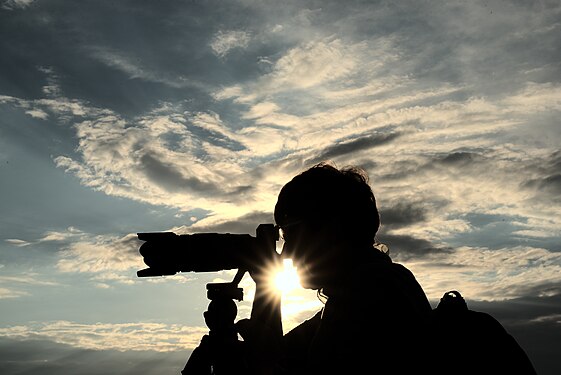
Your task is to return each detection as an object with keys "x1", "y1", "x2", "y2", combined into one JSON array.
[
  {"x1": 204, "y1": 283, "x2": 242, "y2": 337},
  {"x1": 207, "y1": 282, "x2": 243, "y2": 302}
]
